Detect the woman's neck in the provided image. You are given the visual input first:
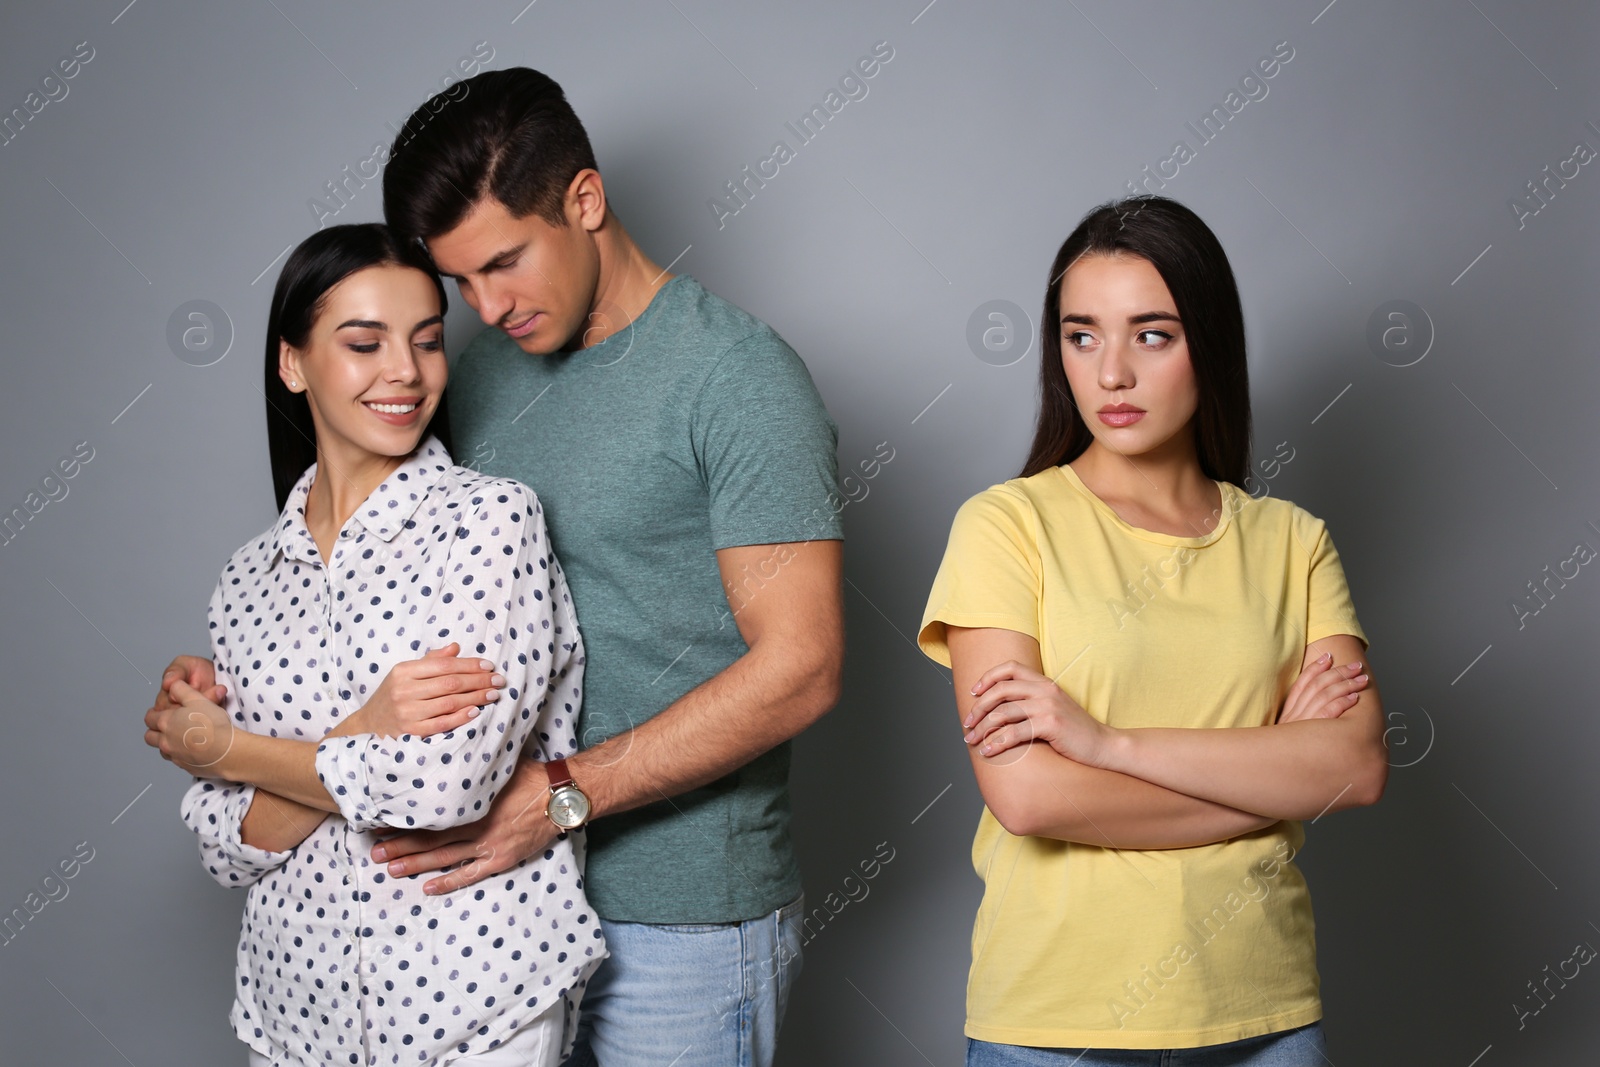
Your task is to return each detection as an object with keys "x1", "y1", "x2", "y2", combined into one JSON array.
[
  {"x1": 303, "y1": 439, "x2": 408, "y2": 547},
  {"x1": 1069, "y1": 441, "x2": 1222, "y2": 537}
]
